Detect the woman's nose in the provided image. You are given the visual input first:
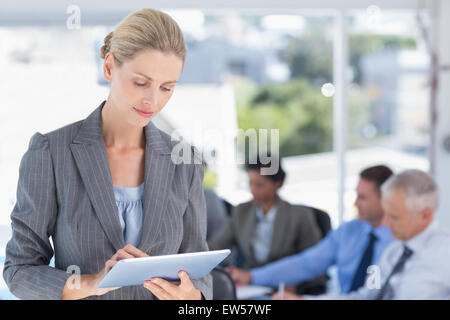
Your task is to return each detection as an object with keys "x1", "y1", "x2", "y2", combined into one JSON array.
[
  {"x1": 143, "y1": 98, "x2": 154, "y2": 108},
  {"x1": 143, "y1": 91, "x2": 158, "y2": 108}
]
